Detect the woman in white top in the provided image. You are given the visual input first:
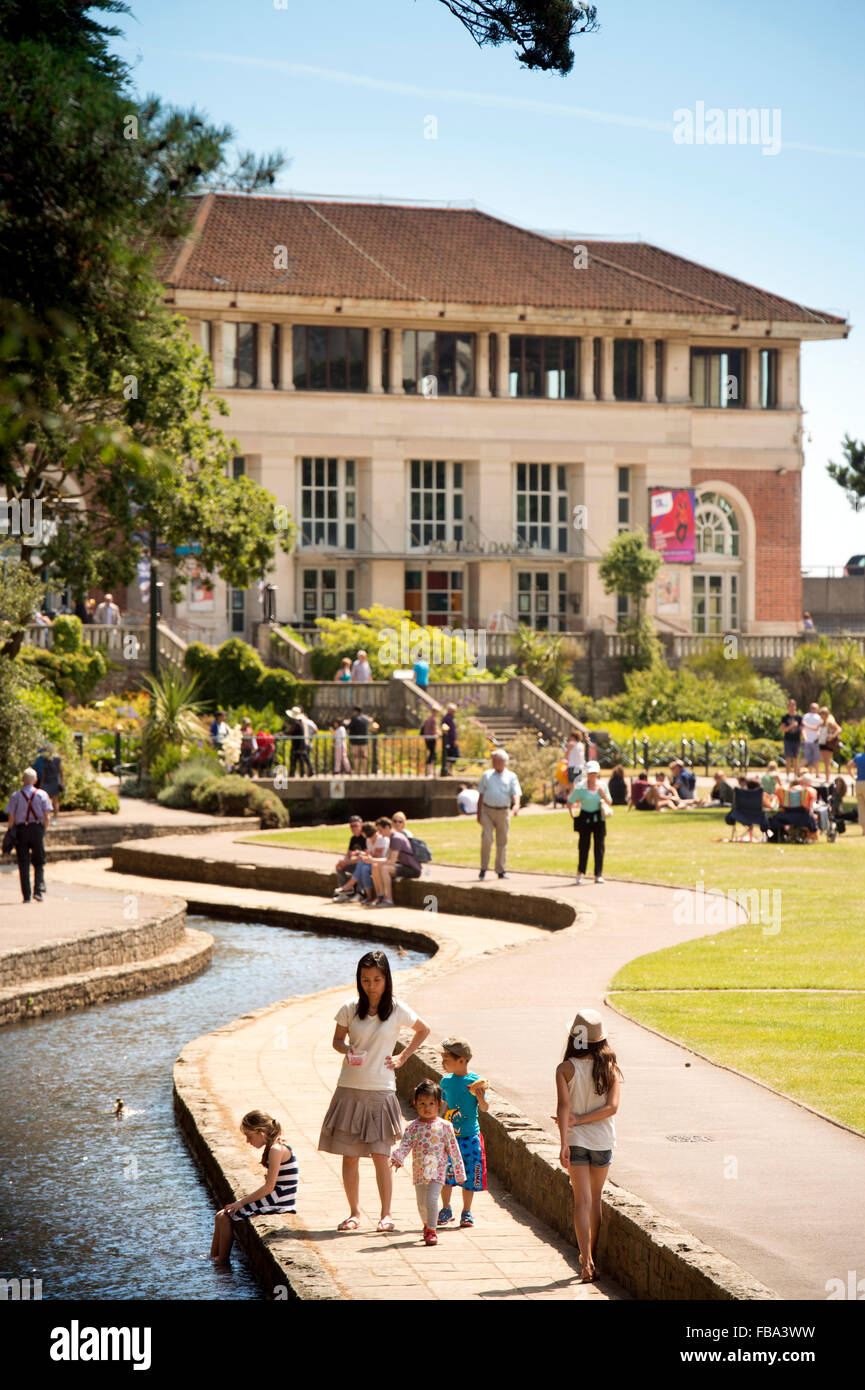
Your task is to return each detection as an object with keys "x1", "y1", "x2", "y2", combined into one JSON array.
[
  {"x1": 318, "y1": 950, "x2": 430, "y2": 1232},
  {"x1": 555, "y1": 1007, "x2": 622, "y2": 1282},
  {"x1": 566, "y1": 729, "x2": 587, "y2": 785}
]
